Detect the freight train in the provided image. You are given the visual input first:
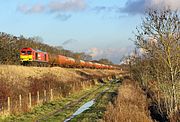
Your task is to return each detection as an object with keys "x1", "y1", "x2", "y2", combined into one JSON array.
[{"x1": 20, "y1": 47, "x2": 115, "y2": 69}]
